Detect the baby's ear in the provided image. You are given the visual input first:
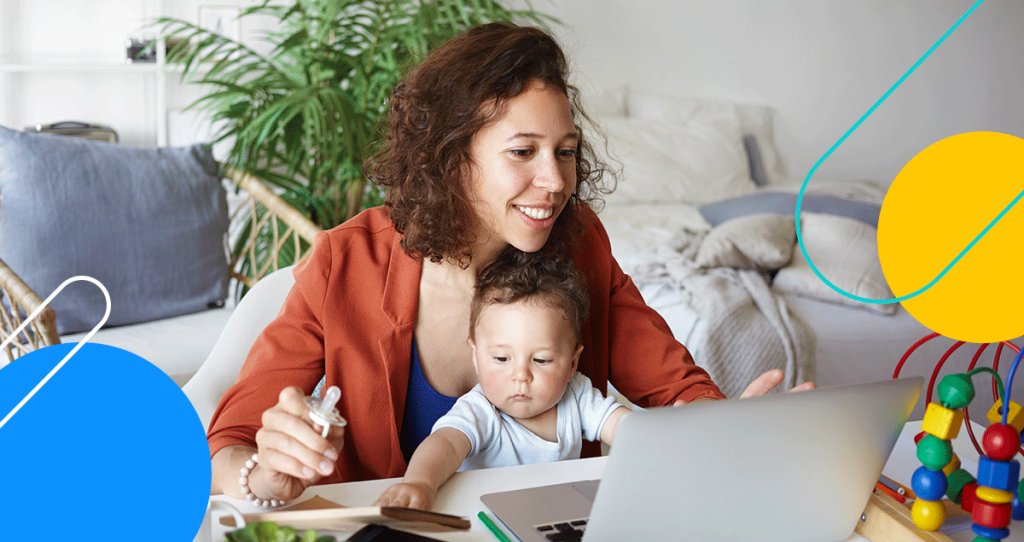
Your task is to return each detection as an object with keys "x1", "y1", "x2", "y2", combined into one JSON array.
[
  {"x1": 571, "y1": 344, "x2": 583, "y2": 371},
  {"x1": 469, "y1": 338, "x2": 480, "y2": 375}
]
